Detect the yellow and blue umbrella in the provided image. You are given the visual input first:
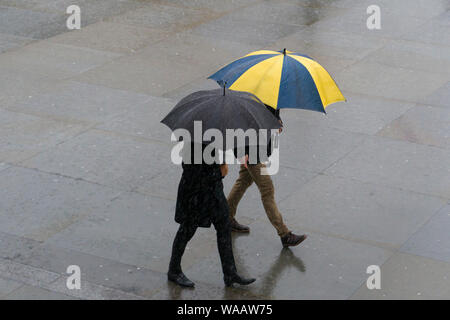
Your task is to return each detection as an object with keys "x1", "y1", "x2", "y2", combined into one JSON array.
[{"x1": 208, "y1": 49, "x2": 345, "y2": 113}]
